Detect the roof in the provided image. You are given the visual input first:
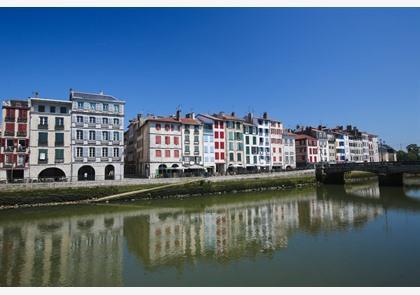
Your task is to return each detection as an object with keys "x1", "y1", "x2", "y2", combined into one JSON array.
[
  {"x1": 295, "y1": 134, "x2": 317, "y2": 141},
  {"x1": 197, "y1": 113, "x2": 224, "y2": 122},
  {"x1": 30, "y1": 97, "x2": 72, "y2": 105},
  {"x1": 214, "y1": 113, "x2": 244, "y2": 122},
  {"x1": 144, "y1": 116, "x2": 180, "y2": 124},
  {"x1": 179, "y1": 118, "x2": 202, "y2": 125},
  {"x1": 70, "y1": 90, "x2": 124, "y2": 103},
  {"x1": 283, "y1": 132, "x2": 296, "y2": 137}
]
